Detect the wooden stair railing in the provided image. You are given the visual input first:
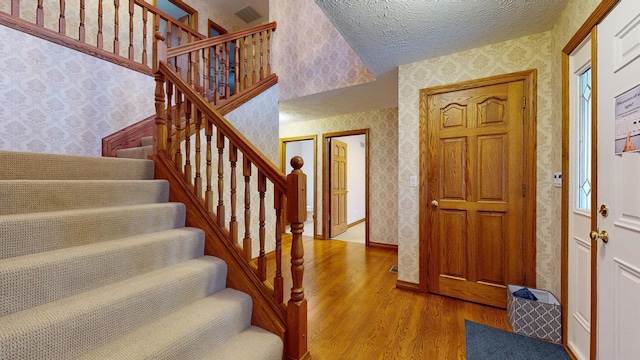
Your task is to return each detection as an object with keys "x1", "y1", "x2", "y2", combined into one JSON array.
[
  {"x1": 1, "y1": 0, "x2": 205, "y2": 75},
  {"x1": 153, "y1": 35, "x2": 308, "y2": 360},
  {"x1": 166, "y1": 21, "x2": 277, "y2": 109},
  {"x1": 102, "y1": 23, "x2": 278, "y2": 157}
]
